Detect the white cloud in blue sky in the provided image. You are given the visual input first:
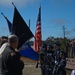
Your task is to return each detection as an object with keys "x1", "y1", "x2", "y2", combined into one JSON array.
[
  {"x1": 51, "y1": 18, "x2": 71, "y2": 26},
  {"x1": 0, "y1": 0, "x2": 42, "y2": 7}
]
